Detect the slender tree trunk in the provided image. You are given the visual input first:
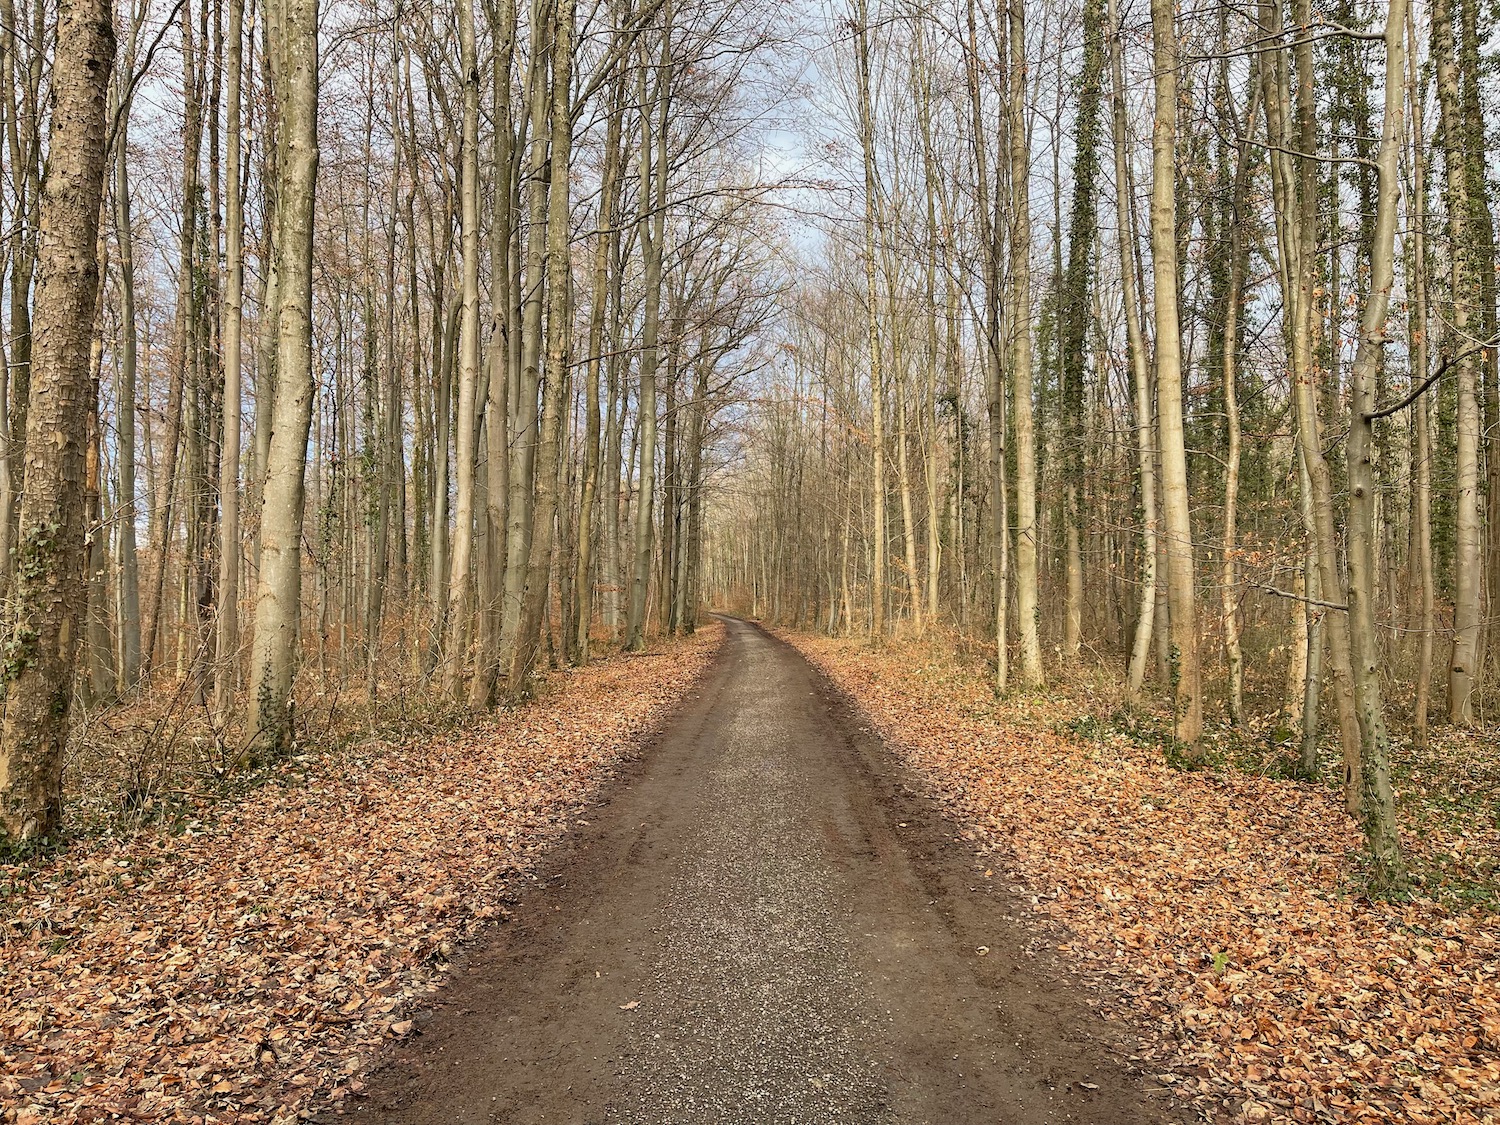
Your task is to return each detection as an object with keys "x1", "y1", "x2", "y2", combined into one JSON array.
[
  {"x1": 1219, "y1": 69, "x2": 1259, "y2": 727},
  {"x1": 214, "y1": 0, "x2": 246, "y2": 722},
  {"x1": 440, "y1": 0, "x2": 484, "y2": 699},
  {"x1": 1059, "y1": 0, "x2": 1104, "y2": 665},
  {"x1": 142, "y1": 0, "x2": 203, "y2": 682},
  {"x1": 113, "y1": 28, "x2": 142, "y2": 690},
  {"x1": 966, "y1": 0, "x2": 1006, "y2": 689},
  {"x1": 625, "y1": 14, "x2": 671, "y2": 653},
  {"x1": 853, "y1": 0, "x2": 885, "y2": 644},
  {"x1": 1109, "y1": 0, "x2": 1156, "y2": 701},
  {"x1": 1343, "y1": 0, "x2": 1407, "y2": 889},
  {"x1": 246, "y1": 0, "x2": 319, "y2": 758},
  {"x1": 469, "y1": 0, "x2": 516, "y2": 708},
  {"x1": 571, "y1": 66, "x2": 623, "y2": 664},
  {"x1": 1406, "y1": 3, "x2": 1434, "y2": 749},
  {"x1": 1008, "y1": 0, "x2": 1042, "y2": 686},
  {"x1": 1150, "y1": 0, "x2": 1200, "y2": 746},
  {"x1": 509, "y1": 0, "x2": 576, "y2": 692},
  {"x1": 1433, "y1": 0, "x2": 1481, "y2": 725}
]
